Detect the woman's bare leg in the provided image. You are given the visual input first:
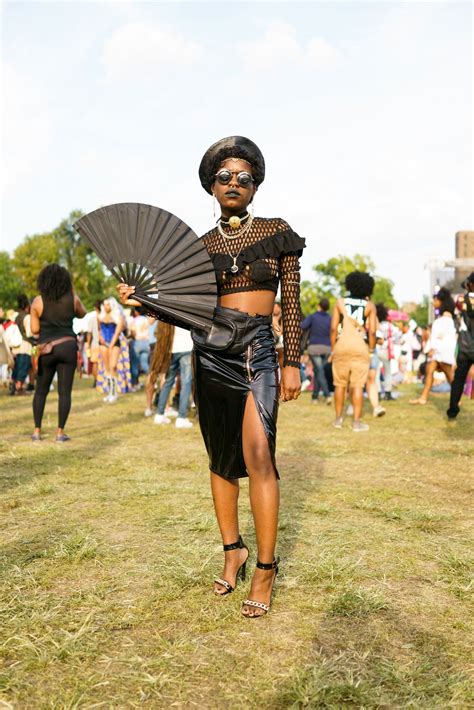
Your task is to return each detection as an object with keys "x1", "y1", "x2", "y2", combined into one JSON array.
[
  {"x1": 242, "y1": 393, "x2": 279, "y2": 617},
  {"x1": 412, "y1": 360, "x2": 437, "y2": 402},
  {"x1": 438, "y1": 362, "x2": 454, "y2": 384},
  {"x1": 109, "y1": 346, "x2": 120, "y2": 378},
  {"x1": 351, "y1": 386, "x2": 364, "y2": 420},
  {"x1": 334, "y1": 385, "x2": 346, "y2": 418},
  {"x1": 210, "y1": 473, "x2": 246, "y2": 594},
  {"x1": 145, "y1": 375, "x2": 154, "y2": 410},
  {"x1": 100, "y1": 346, "x2": 110, "y2": 376},
  {"x1": 367, "y1": 370, "x2": 379, "y2": 410}
]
